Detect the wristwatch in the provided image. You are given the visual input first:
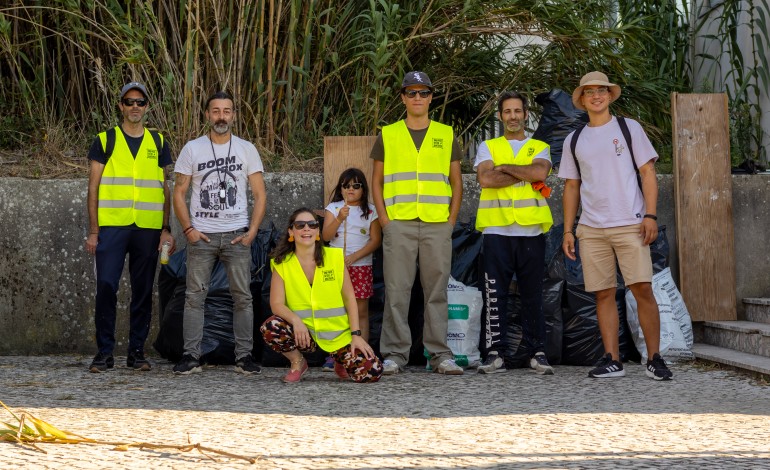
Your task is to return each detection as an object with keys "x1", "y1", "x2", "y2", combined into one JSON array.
[
  {"x1": 161, "y1": 225, "x2": 172, "y2": 232},
  {"x1": 350, "y1": 330, "x2": 362, "y2": 336}
]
